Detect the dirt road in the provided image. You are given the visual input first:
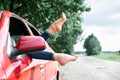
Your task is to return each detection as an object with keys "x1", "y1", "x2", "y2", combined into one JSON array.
[{"x1": 59, "y1": 55, "x2": 120, "y2": 80}]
